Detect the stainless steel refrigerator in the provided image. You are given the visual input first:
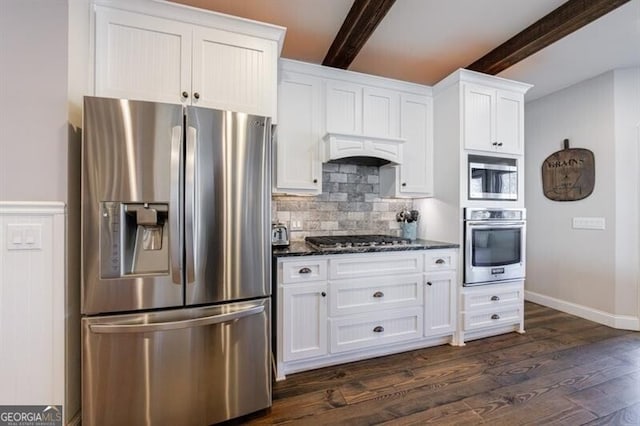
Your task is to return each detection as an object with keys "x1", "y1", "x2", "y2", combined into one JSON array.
[{"x1": 81, "y1": 96, "x2": 272, "y2": 425}]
